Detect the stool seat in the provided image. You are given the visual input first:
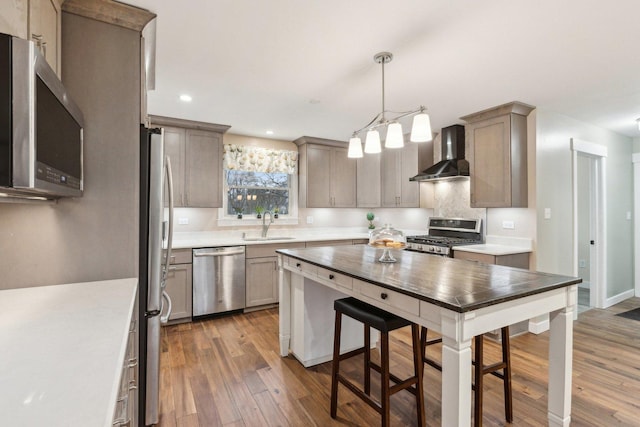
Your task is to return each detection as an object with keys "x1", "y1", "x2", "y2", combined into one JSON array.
[
  {"x1": 334, "y1": 297, "x2": 411, "y2": 332},
  {"x1": 331, "y1": 297, "x2": 425, "y2": 427}
]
